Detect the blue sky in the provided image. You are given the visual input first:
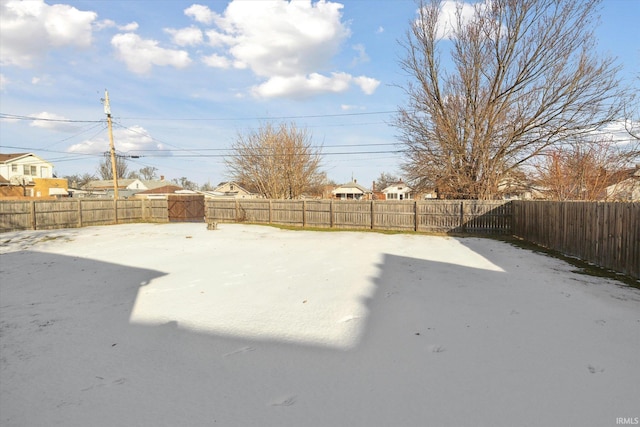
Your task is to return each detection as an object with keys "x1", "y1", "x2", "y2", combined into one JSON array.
[{"x1": 1, "y1": 0, "x2": 638, "y2": 188}]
